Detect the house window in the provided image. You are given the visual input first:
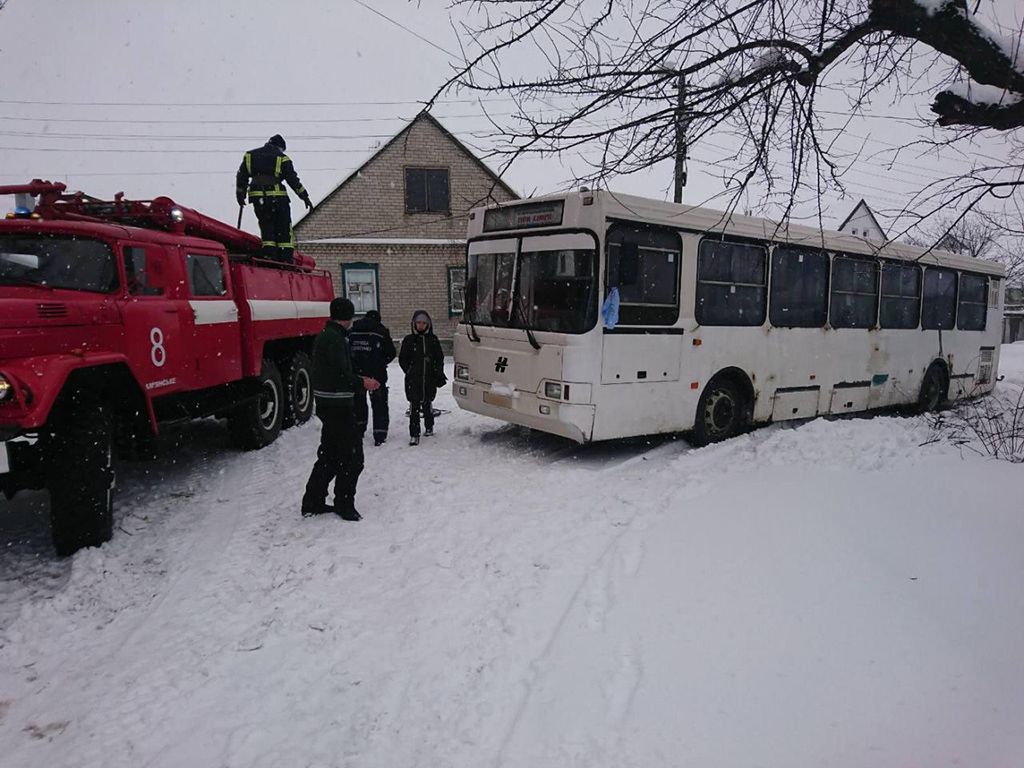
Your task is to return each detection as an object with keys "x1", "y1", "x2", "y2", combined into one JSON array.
[
  {"x1": 405, "y1": 167, "x2": 450, "y2": 213},
  {"x1": 342, "y1": 264, "x2": 379, "y2": 314},
  {"x1": 448, "y1": 265, "x2": 466, "y2": 316}
]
